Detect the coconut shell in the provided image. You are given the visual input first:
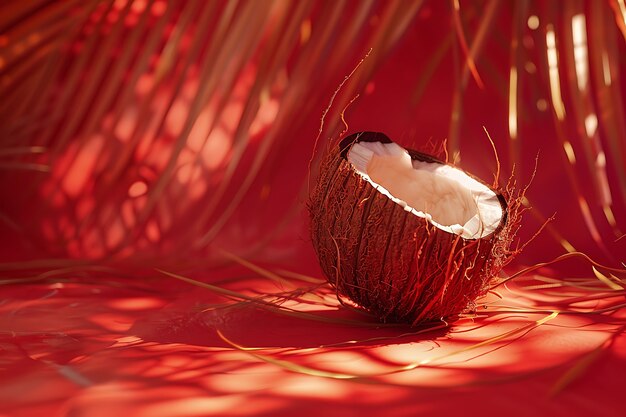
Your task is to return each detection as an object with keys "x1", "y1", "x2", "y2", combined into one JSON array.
[{"x1": 309, "y1": 131, "x2": 518, "y2": 325}]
